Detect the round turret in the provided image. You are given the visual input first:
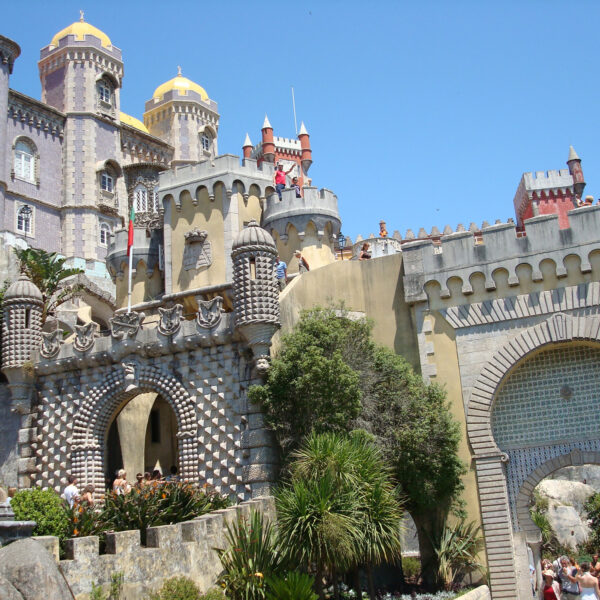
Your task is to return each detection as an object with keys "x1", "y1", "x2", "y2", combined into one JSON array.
[
  {"x1": 232, "y1": 220, "x2": 279, "y2": 373},
  {"x1": 2, "y1": 274, "x2": 43, "y2": 370}
]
